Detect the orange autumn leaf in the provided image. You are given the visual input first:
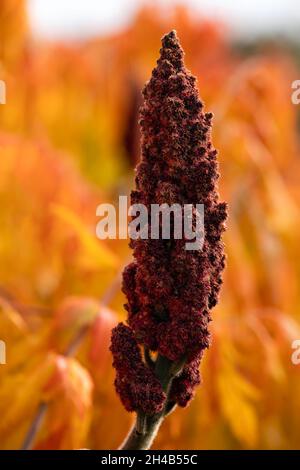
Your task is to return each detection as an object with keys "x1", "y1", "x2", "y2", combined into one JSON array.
[{"x1": 37, "y1": 356, "x2": 93, "y2": 450}]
